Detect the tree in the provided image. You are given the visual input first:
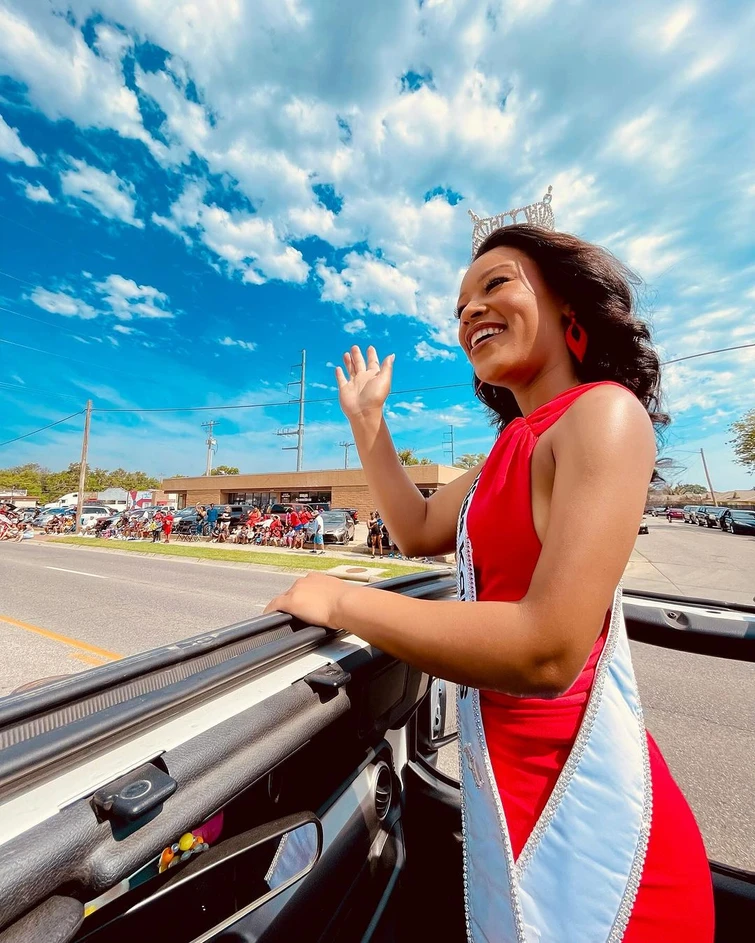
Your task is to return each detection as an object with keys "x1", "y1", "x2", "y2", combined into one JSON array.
[
  {"x1": 211, "y1": 465, "x2": 240, "y2": 476},
  {"x1": 670, "y1": 483, "x2": 707, "y2": 495},
  {"x1": 729, "y1": 409, "x2": 755, "y2": 475},
  {"x1": 396, "y1": 449, "x2": 431, "y2": 466},
  {"x1": 454, "y1": 452, "x2": 487, "y2": 470},
  {"x1": 0, "y1": 463, "x2": 160, "y2": 503}
]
